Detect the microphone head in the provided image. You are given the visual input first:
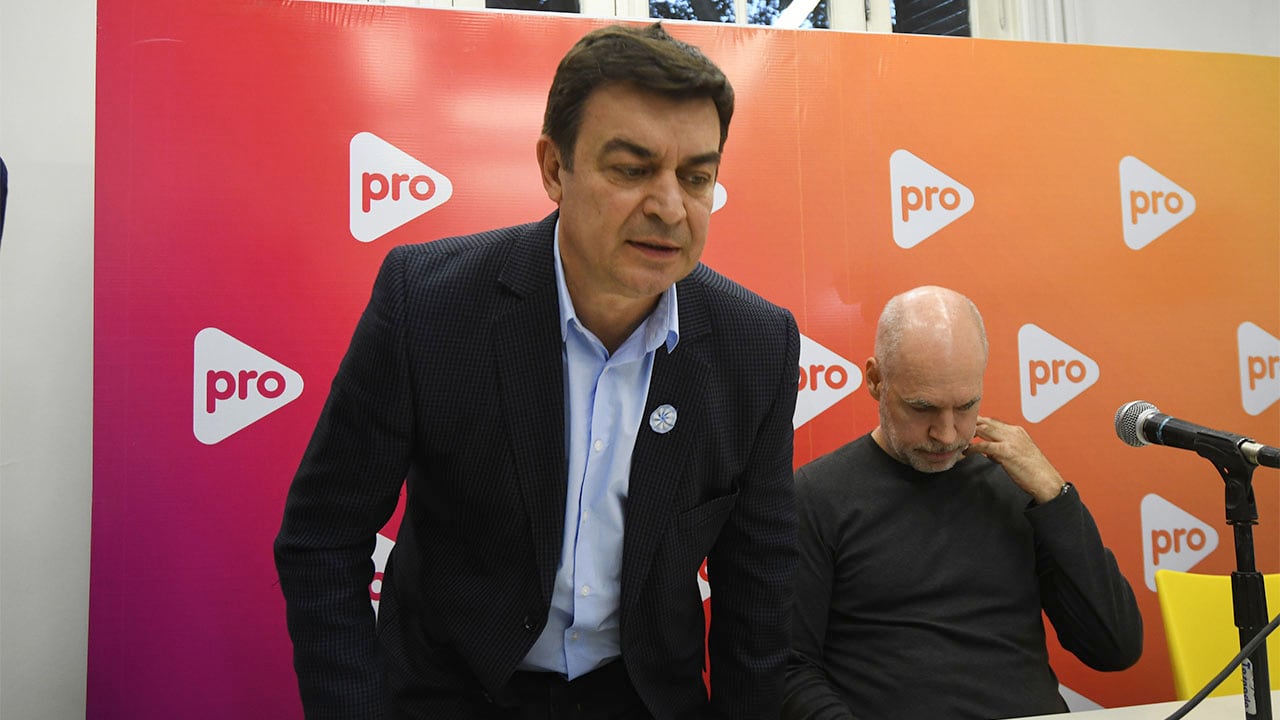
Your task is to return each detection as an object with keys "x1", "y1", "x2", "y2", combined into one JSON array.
[{"x1": 1115, "y1": 400, "x2": 1158, "y2": 447}]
